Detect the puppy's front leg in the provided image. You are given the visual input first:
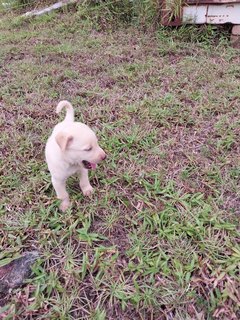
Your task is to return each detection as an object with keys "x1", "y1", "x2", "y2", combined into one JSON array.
[
  {"x1": 51, "y1": 177, "x2": 70, "y2": 211},
  {"x1": 79, "y1": 168, "x2": 93, "y2": 196}
]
